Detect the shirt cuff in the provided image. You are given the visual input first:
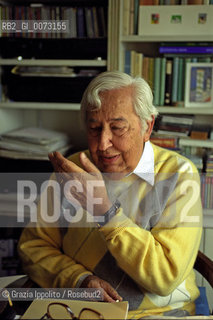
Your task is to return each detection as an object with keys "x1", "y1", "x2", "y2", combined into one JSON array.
[{"x1": 75, "y1": 273, "x2": 92, "y2": 288}]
